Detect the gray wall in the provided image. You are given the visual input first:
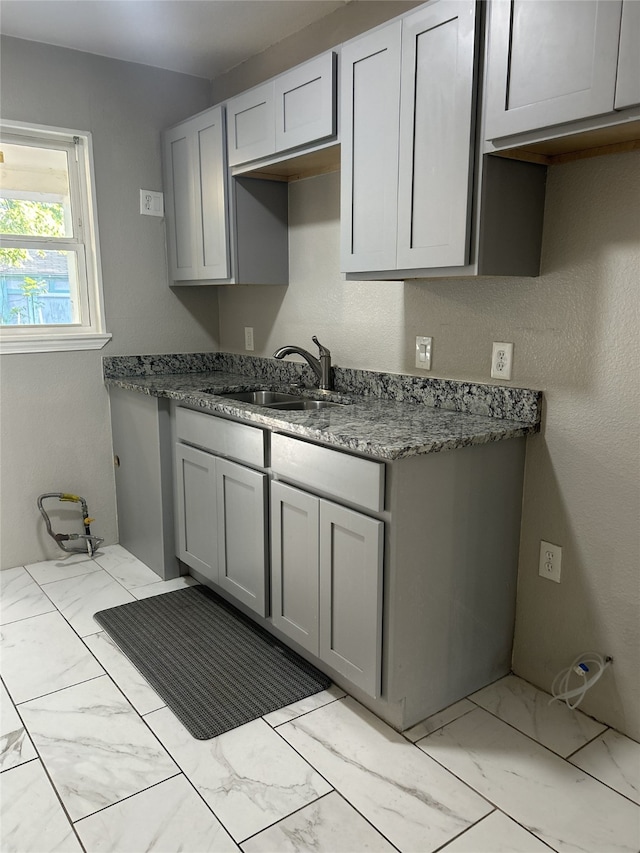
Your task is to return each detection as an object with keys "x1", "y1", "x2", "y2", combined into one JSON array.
[
  {"x1": 213, "y1": 12, "x2": 640, "y2": 739},
  {"x1": 0, "y1": 38, "x2": 218, "y2": 568}
]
